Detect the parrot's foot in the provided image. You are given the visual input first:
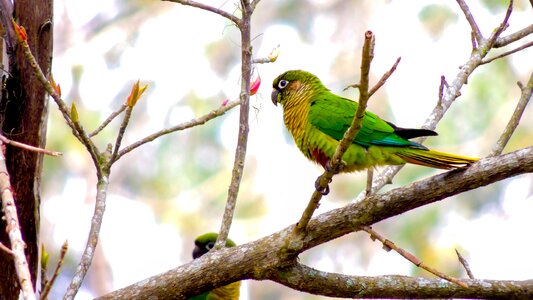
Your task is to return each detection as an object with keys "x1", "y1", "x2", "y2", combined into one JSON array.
[
  {"x1": 315, "y1": 175, "x2": 331, "y2": 195},
  {"x1": 325, "y1": 159, "x2": 346, "y2": 174}
]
